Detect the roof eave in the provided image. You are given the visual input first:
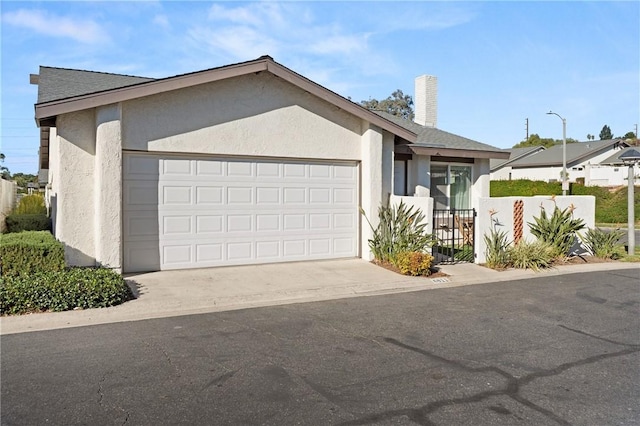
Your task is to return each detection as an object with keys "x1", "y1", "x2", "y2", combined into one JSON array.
[
  {"x1": 397, "y1": 144, "x2": 510, "y2": 160},
  {"x1": 34, "y1": 57, "x2": 417, "y2": 142},
  {"x1": 35, "y1": 59, "x2": 268, "y2": 123}
]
